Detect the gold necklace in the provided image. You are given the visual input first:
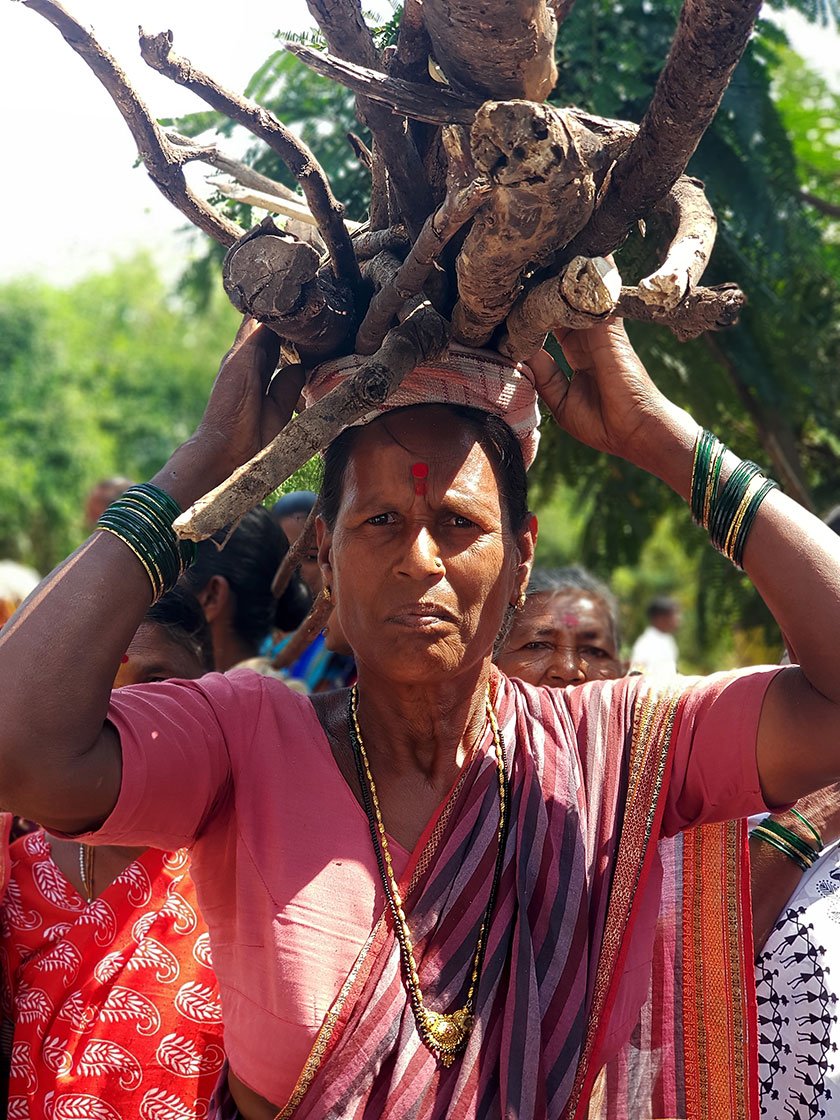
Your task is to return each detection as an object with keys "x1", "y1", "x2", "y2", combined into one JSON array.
[
  {"x1": 78, "y1": 843, "x2": 95, "y2": 901},
  {"x1": 349, "y1": 684, "x2": 508, "y2": 1066}
]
